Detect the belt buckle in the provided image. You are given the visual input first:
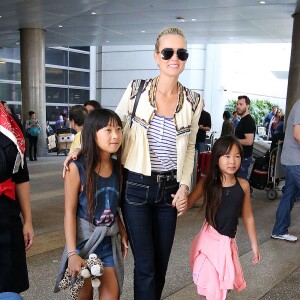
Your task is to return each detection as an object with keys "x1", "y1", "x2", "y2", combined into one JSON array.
[
  {"x1": 167, "y1": 174, "x2": 176, "y2": 181},
  {"x1": 157, "y1": 174, "x2": 163, "y2": 183}
]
